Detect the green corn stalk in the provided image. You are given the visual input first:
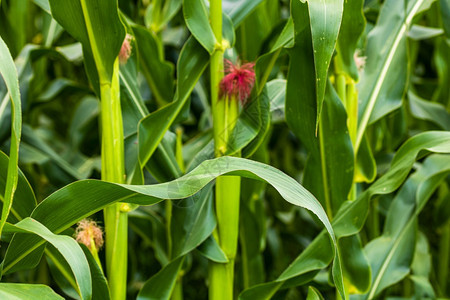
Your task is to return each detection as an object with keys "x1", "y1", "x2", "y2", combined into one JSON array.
[{"x1": 208, "y1": 0, "x2": 241, "y2": 299}]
